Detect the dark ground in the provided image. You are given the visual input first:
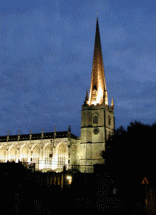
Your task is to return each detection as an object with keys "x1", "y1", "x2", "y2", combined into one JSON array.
[{"x1": 0, "y1": 163, "x2": 155, "y2": 214}]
